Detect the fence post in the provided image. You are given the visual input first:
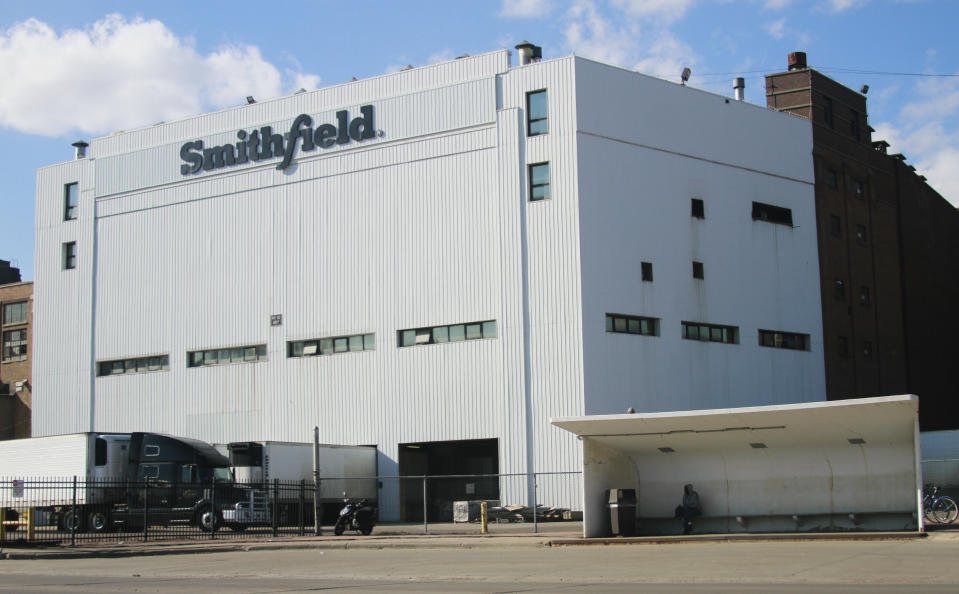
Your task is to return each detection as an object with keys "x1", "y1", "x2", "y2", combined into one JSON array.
[
  {"x1": 27, "y1": 507, "x2": 35, "y2": 541},
  {"x1": 210, "y1": 478, "x2": 216, "y2": 540},
  {"x1": 143, "y1": 481, "x2": 149, "y2": 543},
  {"x1": 422, "y1": 476, "x2": 428, "y2": 535},
  {"x1": 0, "y1": 506, "x2": 5, "y2": 542},
  {"x1": 272, "y1": 478, "x2": 279, "y2": 538},
  {"x1": 481, "y1": 501, "x2": 488, "y2": 534},
  {"x1": 533, "y1": 475, "x2": 538, "y2": 534},
  {"x1": 71, "y1": 476, "x2": 77, "y2": 547},
  {"x1": 298, "y1": 479, "x2": 305, "y2": 537}
]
